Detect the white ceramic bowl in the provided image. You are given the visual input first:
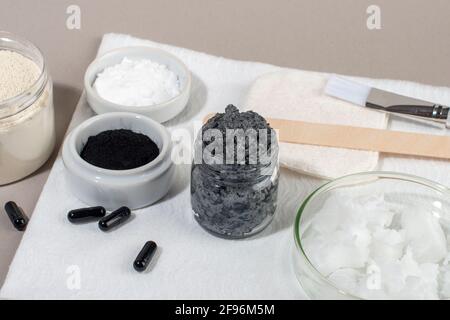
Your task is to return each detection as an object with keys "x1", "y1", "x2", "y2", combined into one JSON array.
[
  {"x1": 84, "y1": 46, "x2": 191, "y2": 123},
  {"x1": 62, "y1": 112, "x2": 175, "y2": 210}
]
